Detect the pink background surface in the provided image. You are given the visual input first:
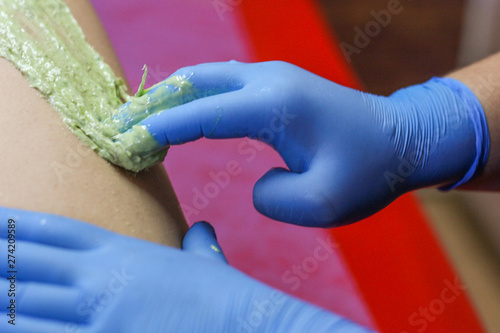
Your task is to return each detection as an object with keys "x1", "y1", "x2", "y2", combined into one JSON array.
[{"x1": 91, "y1": 0, "x2": 375, "y2": 328}]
